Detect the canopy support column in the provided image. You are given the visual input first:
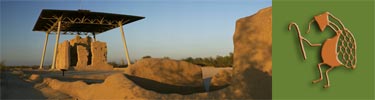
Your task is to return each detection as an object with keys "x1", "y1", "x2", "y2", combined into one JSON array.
[
  {"x1": 51, "y1": 20, "x2": 62, "y2": 70},
  {"x1": 93, "y1": 32, "x2": 96, "y2": 41},
  {"x1": 118, "y1": 22, "x2": 132, "y2": 66},
  {"x1": 39, "y1": 32, "x2": 49, "y2": 69}
]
